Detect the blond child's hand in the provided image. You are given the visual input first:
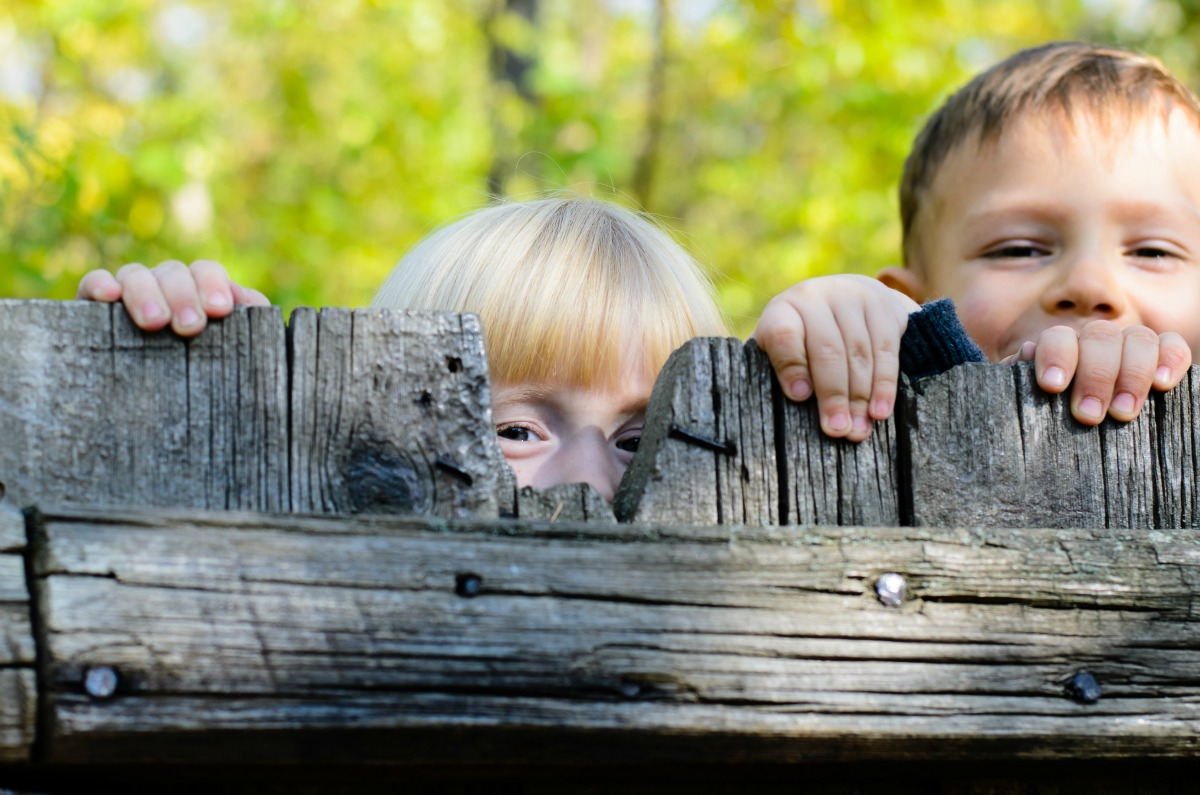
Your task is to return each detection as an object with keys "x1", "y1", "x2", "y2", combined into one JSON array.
[
  {"x1": 76, "y1": 259, "x2": 269, "y2": 337},
  {"x1": 752, "y1": 275, "x2": 920, "y2": 441},
  {"x1": 1000, "y1": 321, "x2": 1191, "y2": 425}
]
